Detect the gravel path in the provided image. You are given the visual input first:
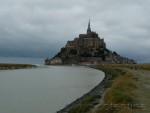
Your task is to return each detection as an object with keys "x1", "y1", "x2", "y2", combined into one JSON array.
[{"x1": 130, "y1": 69, "x2": 150, "y2": 113}]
